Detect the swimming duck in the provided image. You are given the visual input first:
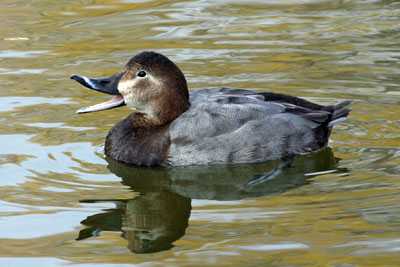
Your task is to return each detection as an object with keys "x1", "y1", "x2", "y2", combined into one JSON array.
[{"x1": 71, "y1": 51, "x2": 351, "y2": 166}]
